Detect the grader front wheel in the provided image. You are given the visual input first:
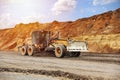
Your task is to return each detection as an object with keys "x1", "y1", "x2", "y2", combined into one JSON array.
[{"x1": 55, "y1": 45, "x2": 65, "y2": 58}]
